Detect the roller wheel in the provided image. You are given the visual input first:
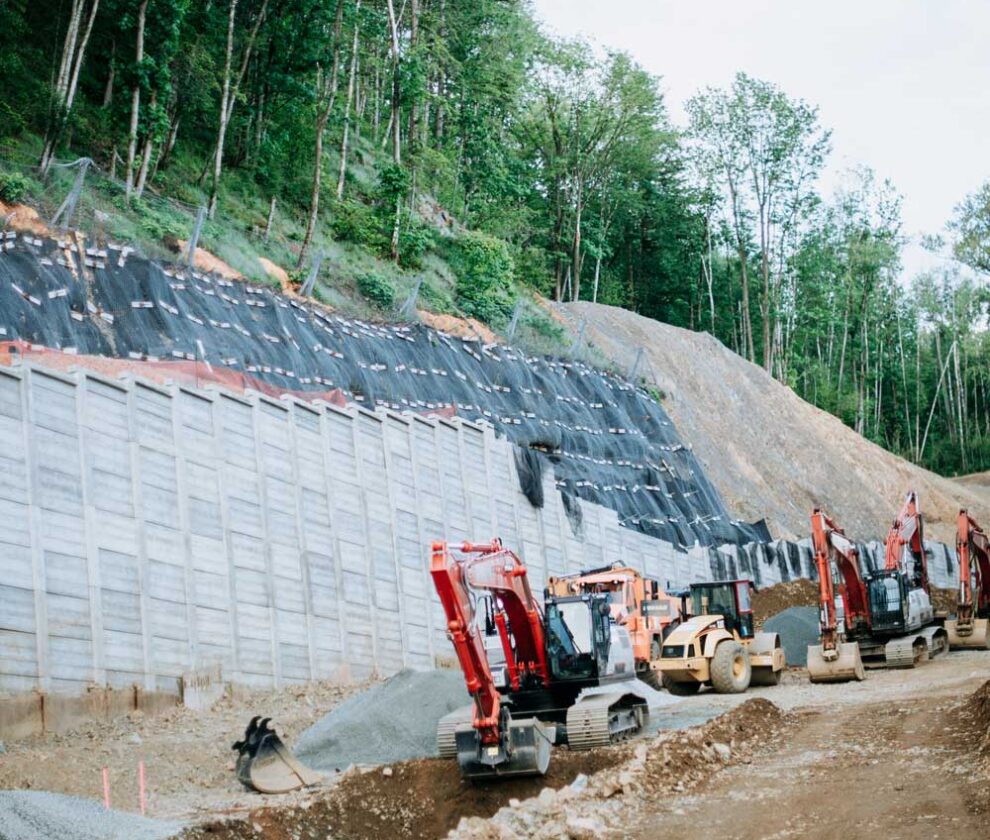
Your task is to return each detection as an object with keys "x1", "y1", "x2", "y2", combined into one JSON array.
[
  {"x1": 750, "y1": 666, "x2": 781, "y2": 687},
  {"x1": 661, "y1": 672, "x2": 701, "y2": 696},
  {"x1": 710, "y1": 641, "x2": 751, "y2": 694},
  {"x1": 638, "y1": 640, "x2": 663, "y2": 691}
]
